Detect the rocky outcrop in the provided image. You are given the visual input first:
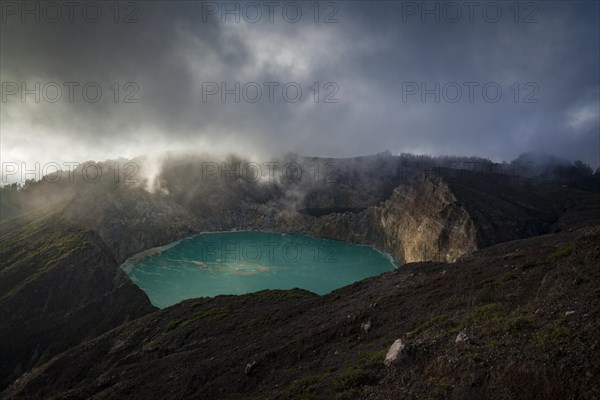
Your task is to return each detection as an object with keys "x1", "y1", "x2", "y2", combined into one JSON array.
[
  {"x1": 384, "y1": 339, "x2": 413, "y2": 367},
  {"x1": 306, "y1": 172, "x2": 479, "y2": 264},
  {"x1": 304, "y1": 170, "x2": 568, "y2": 264},
  {"x1": 375, "y1": 172, "x2": 478, "y2": 263}
]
